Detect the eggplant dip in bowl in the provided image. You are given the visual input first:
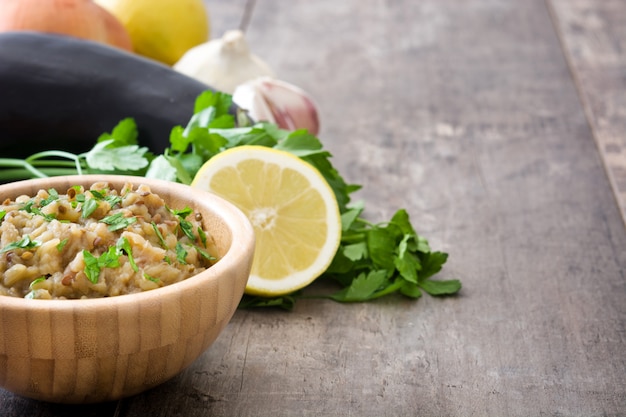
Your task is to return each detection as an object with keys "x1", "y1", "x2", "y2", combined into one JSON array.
[
  {"x1": 0, "y1": 175, "x2": 255, "y2": 403},
  {"x1": 1, "y1": 180, "x2": 218, "y2": 299}
]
